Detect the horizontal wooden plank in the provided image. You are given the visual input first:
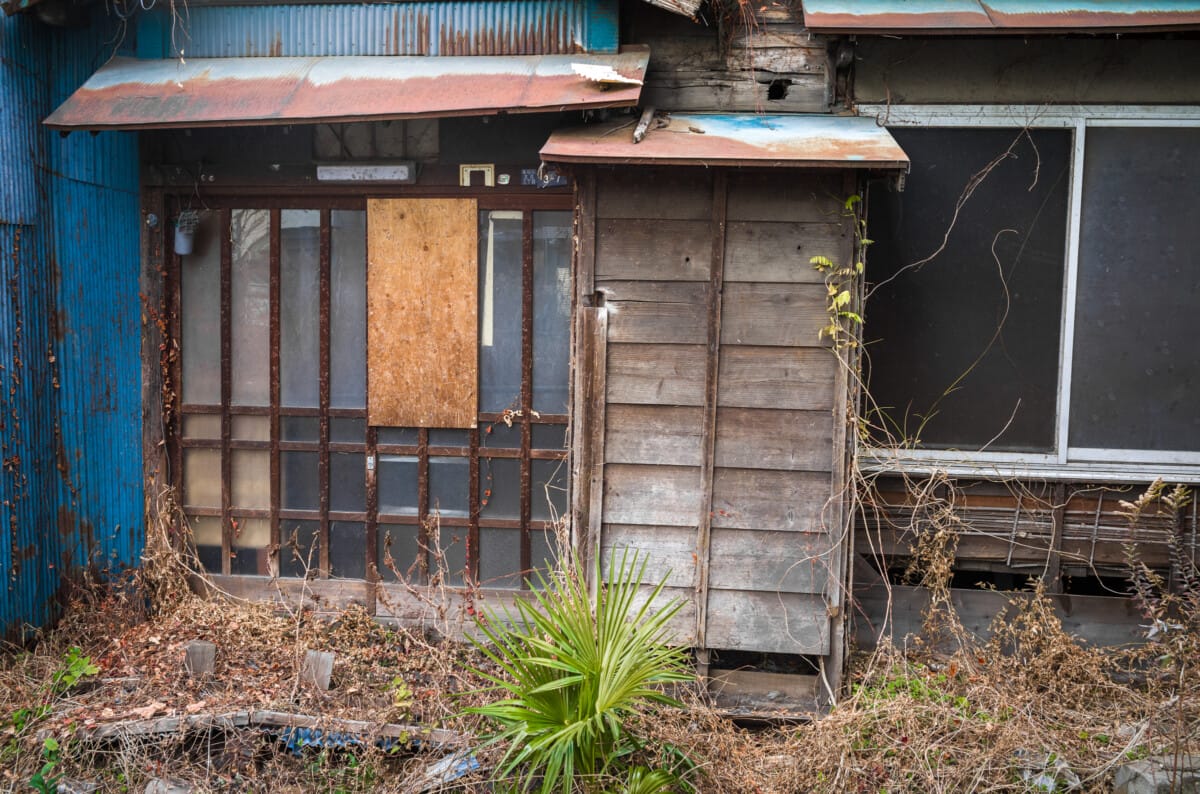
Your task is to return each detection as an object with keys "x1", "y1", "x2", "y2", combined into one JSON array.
[
  {"x1": 712, "y1": 467, "x2": 831, "y2": 533},
  {"x1": 704, "y1": 590, "x2": 830, "y2": 654},
  {"x1": 597, "y1": 168, "x2": 711, "y2": 221},
  {"x1": 596, "y1": 219, "x2": 711, "y2": 281},
  {"x1": 627, "y1": 584, "x2": 697, "y2": 647},
  {"x1": 714, "y1": 407, "x2": 833, "y2": 472},
  {"x1": 606, "y1": 343, "x2": 706, "y2": 406},
  {"x1": 601, "y1": 524, "x2": 696, "y2": 589},
  {"x1": 726, "y1": 173, "x2": 841, "y2": 223},
  {"x1": 717, "y1": 346, "x2": 836, "y2": 410},
  {"x1": 605, "y1": 404, "x2": 704, "y2": 467},
  {"x1": 603, "y1": 463, "x2": 702, "y2": 527},
  {"x1": 708, "y1": 528, "x2": 833, "y2": 594},
  {"x1": 725, "y1": 221, "x2": 845, "y2": 284},
  {"x1": 641, "y1": 73, "x2": 827, "y2": 114},
  {"x1": 720, "y1": 283, "x2": 827, "y2": 347},
  {"x1": 604, "y1": 282, "x2": 708, "y2": 345}
]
